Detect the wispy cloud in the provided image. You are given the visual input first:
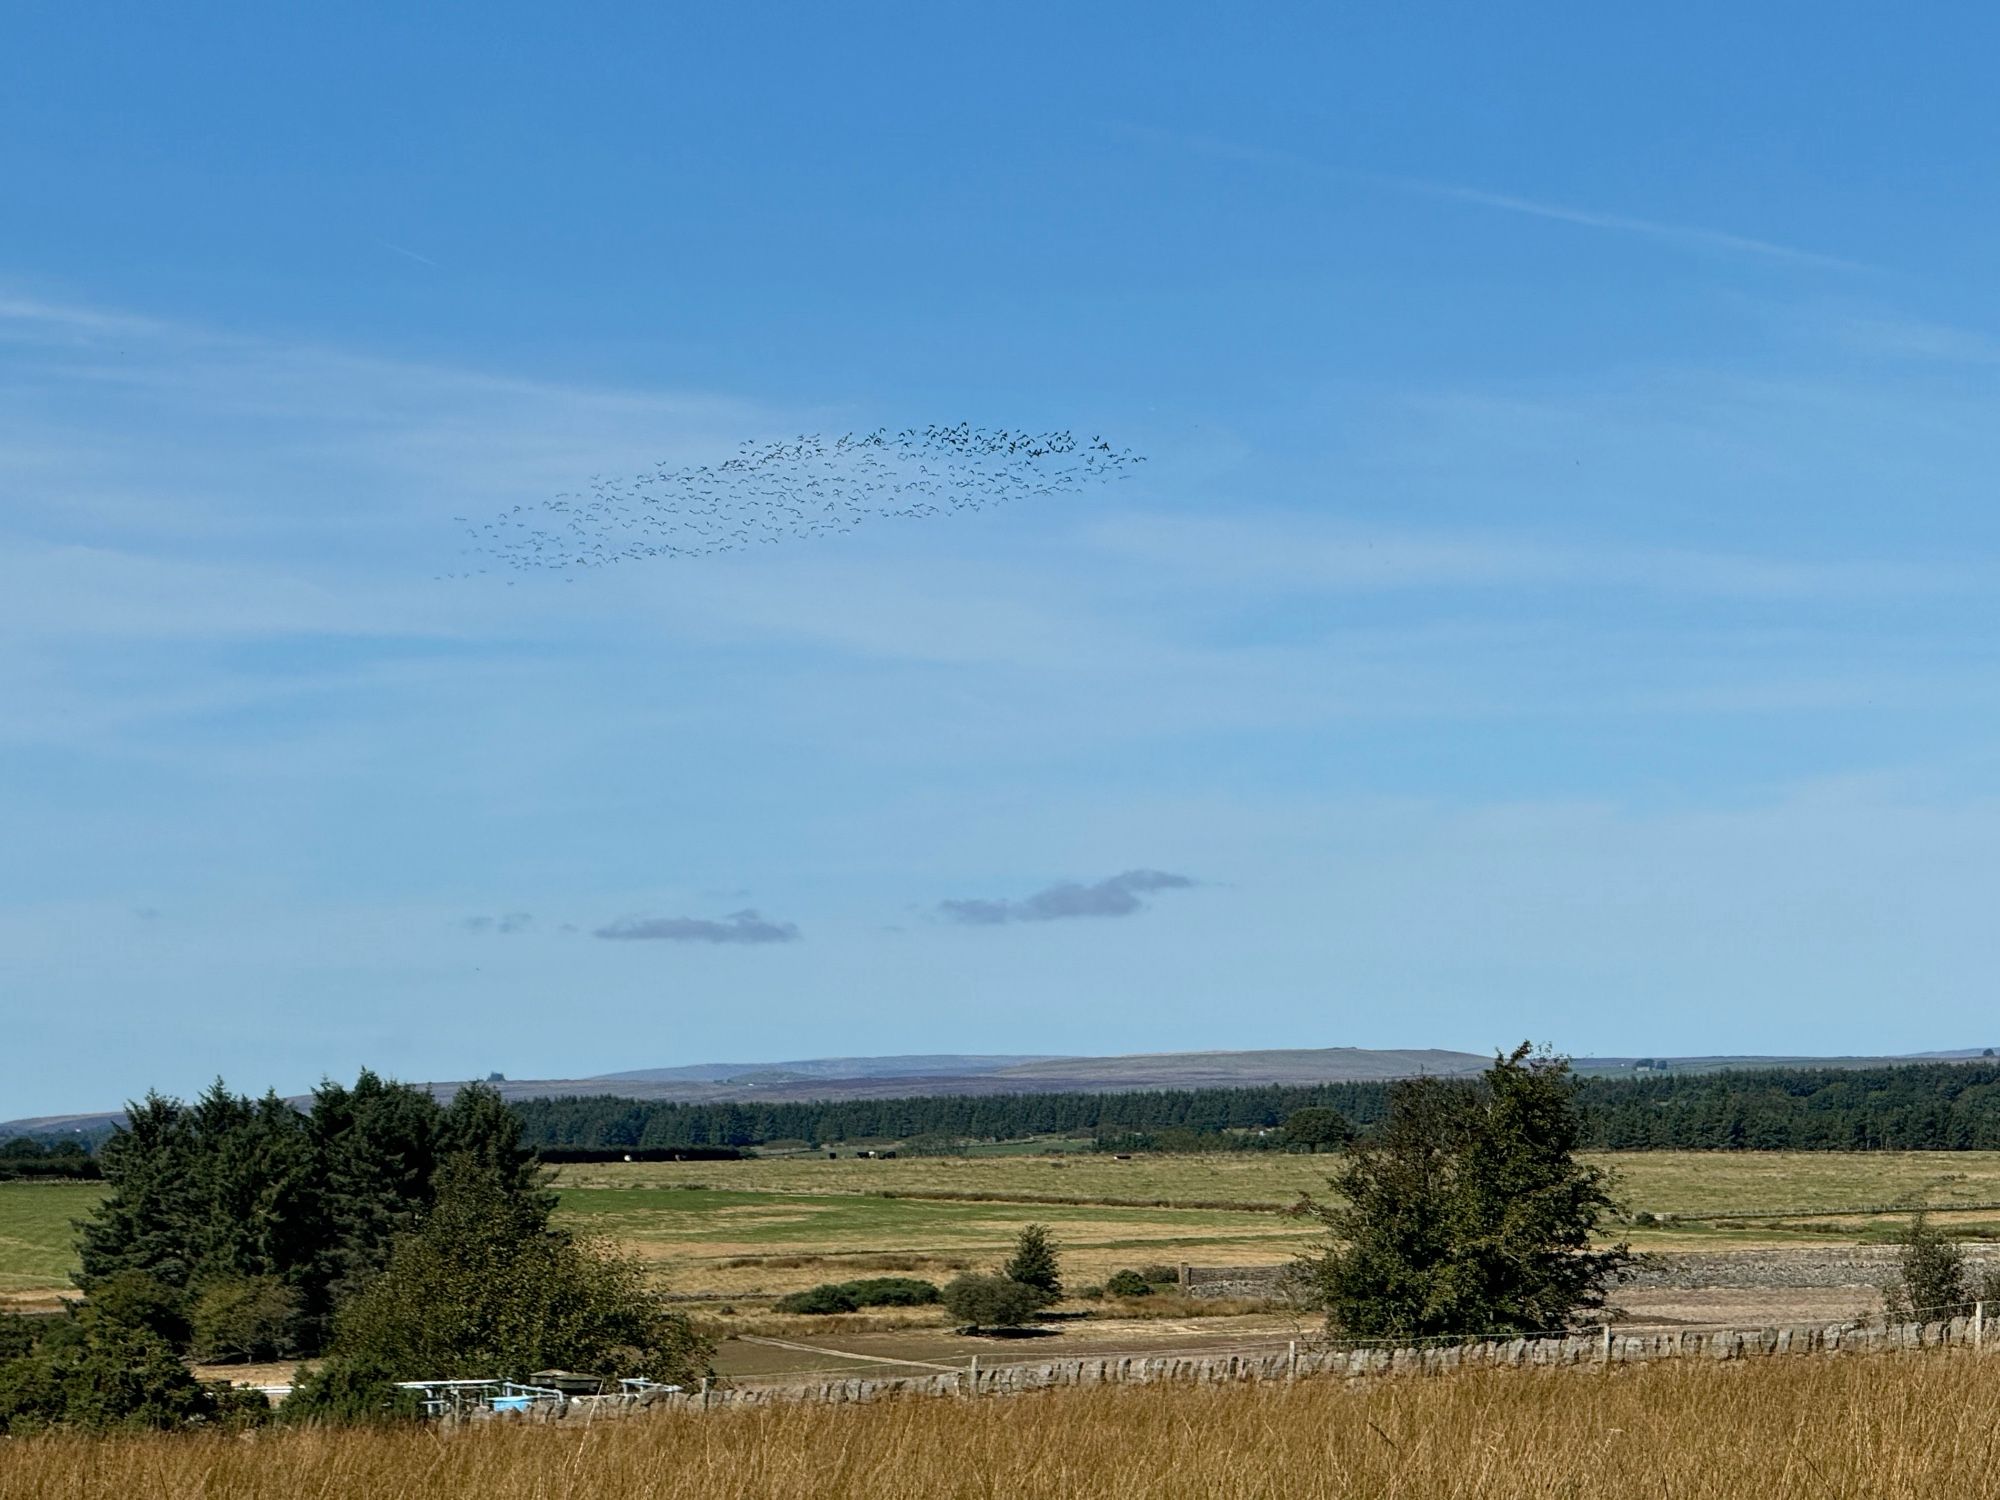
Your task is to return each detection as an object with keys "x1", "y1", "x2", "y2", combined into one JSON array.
[
  {"x1": 594, "y1": 909, "x2": 800, "y2": 944},
  {"x1": 463, "y1": 912, "x2": 532, "y2": 935},
  {"x1": 1086, "y1": 514, "x2": 1957, "y2": 602},
  {"x1": 1110, "y1": 122, "x2": 1865, "y2": 273},
  {"x1": 939, "y1": 869, "x2": 1196, "y2": 925},
  {"x1": 0, "y1": 293, "x2": 174, "y2": 341},
  {"x1": 377, "y1": 241, "x2": 440, "y2": 270},
  {"x1": 1399, "y1": 180, "x2": 1868, "y2": 273}
]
